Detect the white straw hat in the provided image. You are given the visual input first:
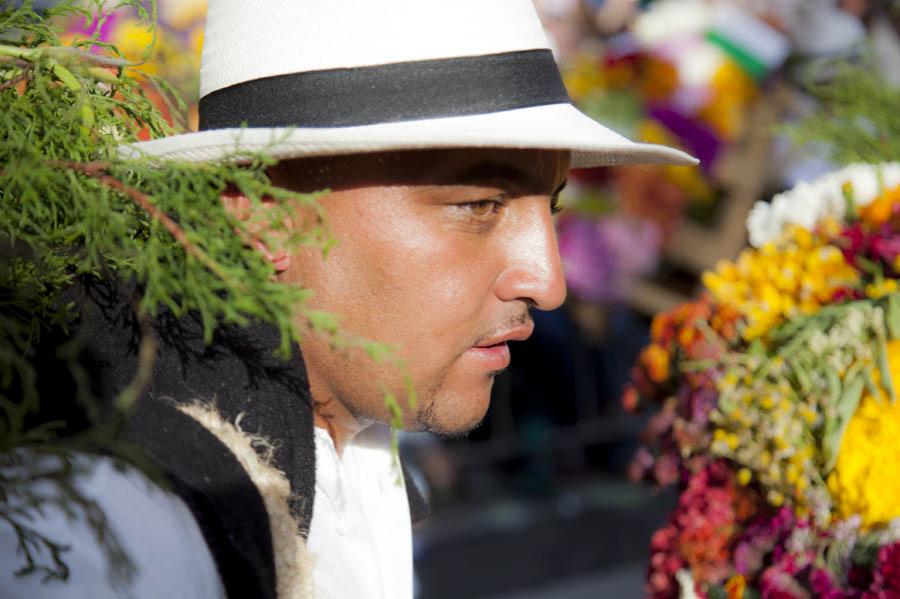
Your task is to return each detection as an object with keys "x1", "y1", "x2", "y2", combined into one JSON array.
[{"x1": 121, "y1": 0, "x2": 697, "y2": 169}]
